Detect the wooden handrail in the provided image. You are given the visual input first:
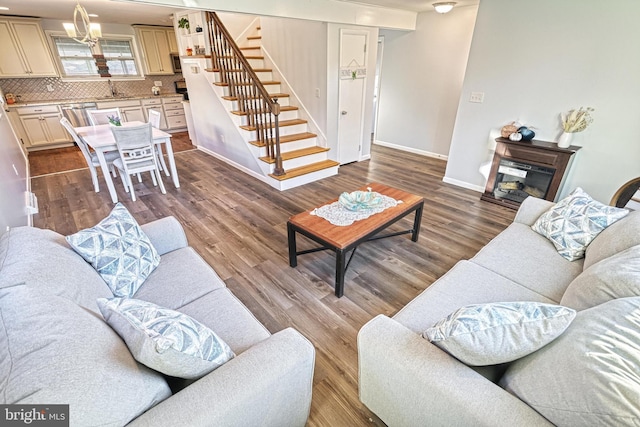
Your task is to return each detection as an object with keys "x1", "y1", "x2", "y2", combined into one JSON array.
[{"x1": 207, "y1": 12, "x2": 284, "y2": 175}]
